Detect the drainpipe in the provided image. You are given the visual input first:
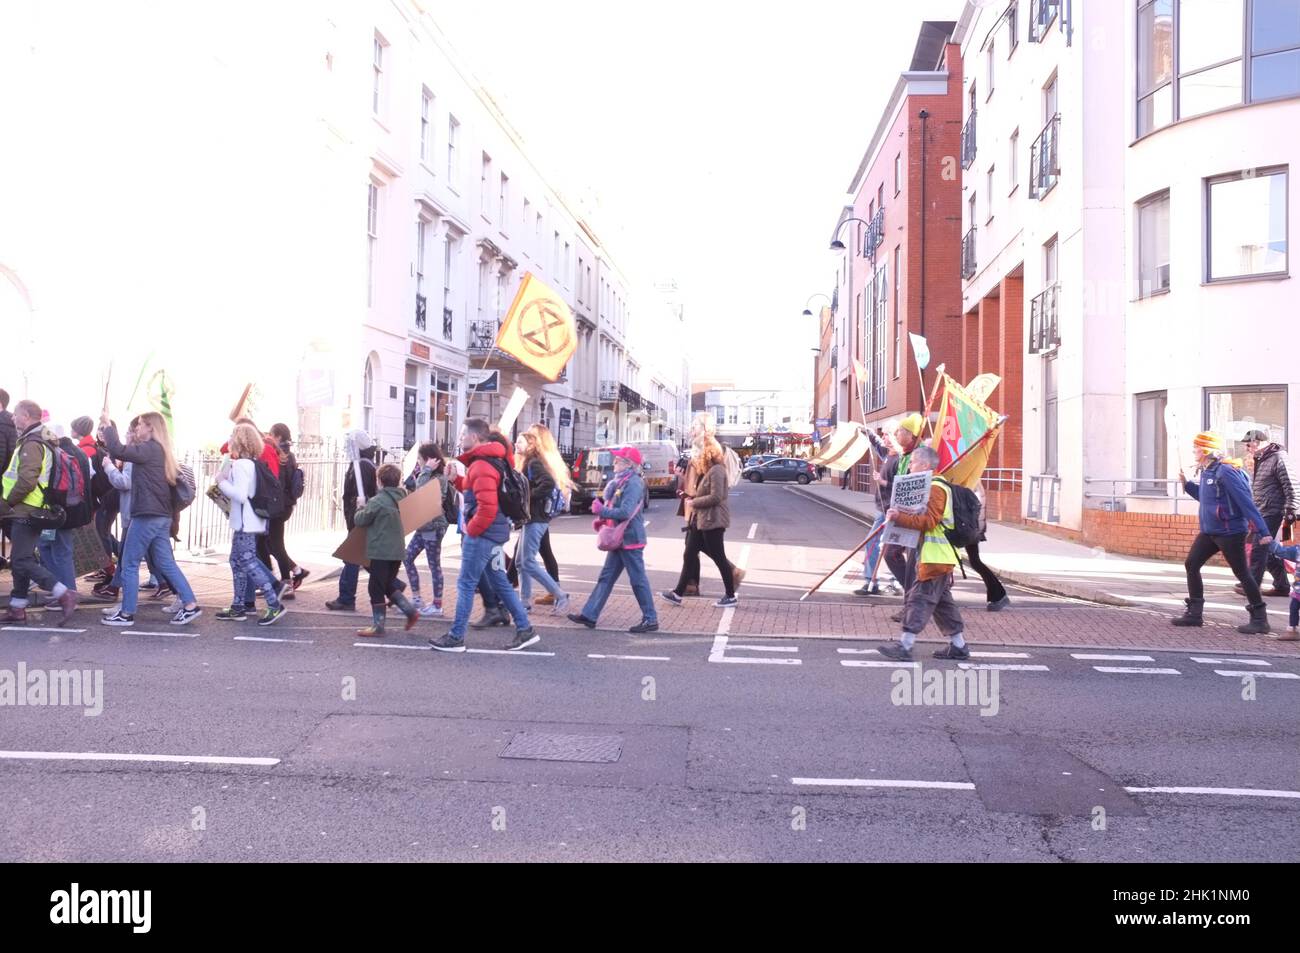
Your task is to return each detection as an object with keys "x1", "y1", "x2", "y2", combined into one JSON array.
[{"x1": 917, "y1": 108, "x2": 930, "y2": 414}]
